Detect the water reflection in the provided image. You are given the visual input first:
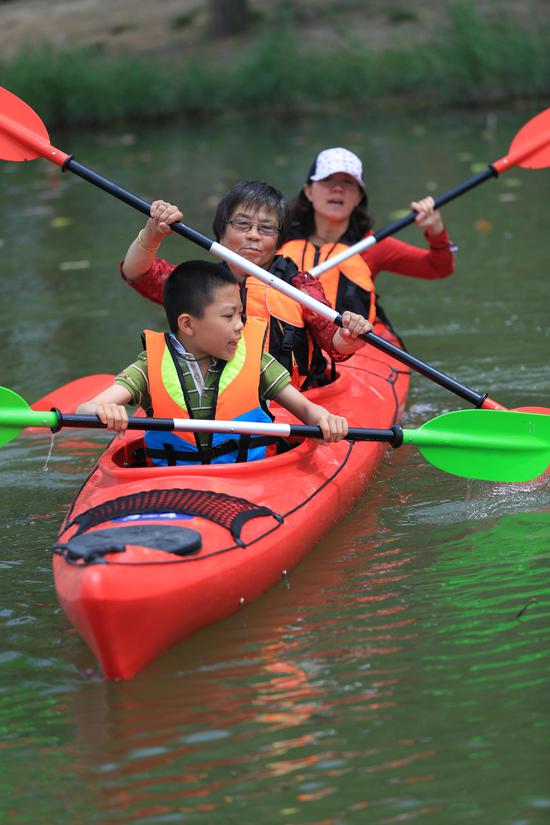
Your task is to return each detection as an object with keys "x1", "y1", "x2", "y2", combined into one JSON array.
[{"x1": 32, "y1": 480, "x2": 426, "y2": 823}]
